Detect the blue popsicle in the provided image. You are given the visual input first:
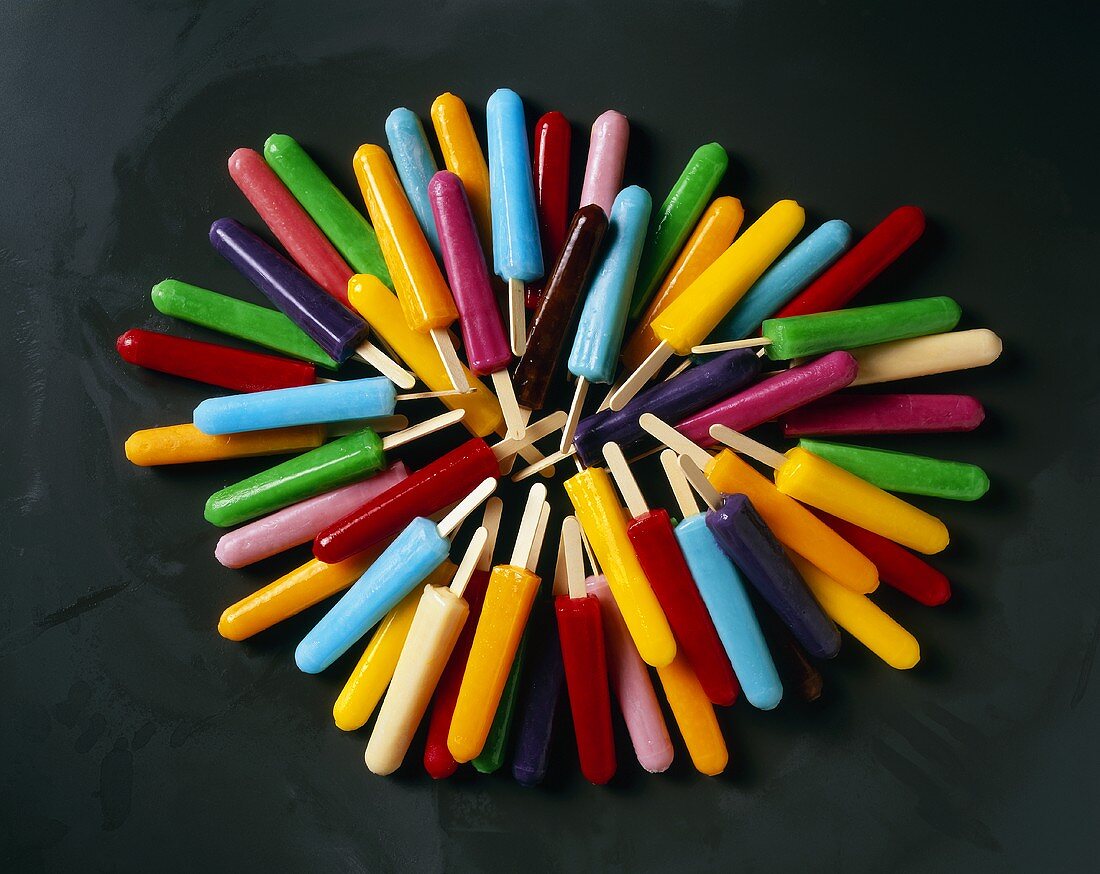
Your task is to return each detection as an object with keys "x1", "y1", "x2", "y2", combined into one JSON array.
[
  {"x1": 385, "y1": 108, "x2": 443, "y2": 259},
  {"x1": 193, "y1": 377, "x2": 397, "y2": 435},
  {"x1": 674, "y1": 514, "x2": 782, "y2": 709},
  {"x1": 295, "y1": 517, "x2": 450, "y2": 673},
  {"x1": 486, "y1": 89, "x2": 543, "y2": 283}
]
